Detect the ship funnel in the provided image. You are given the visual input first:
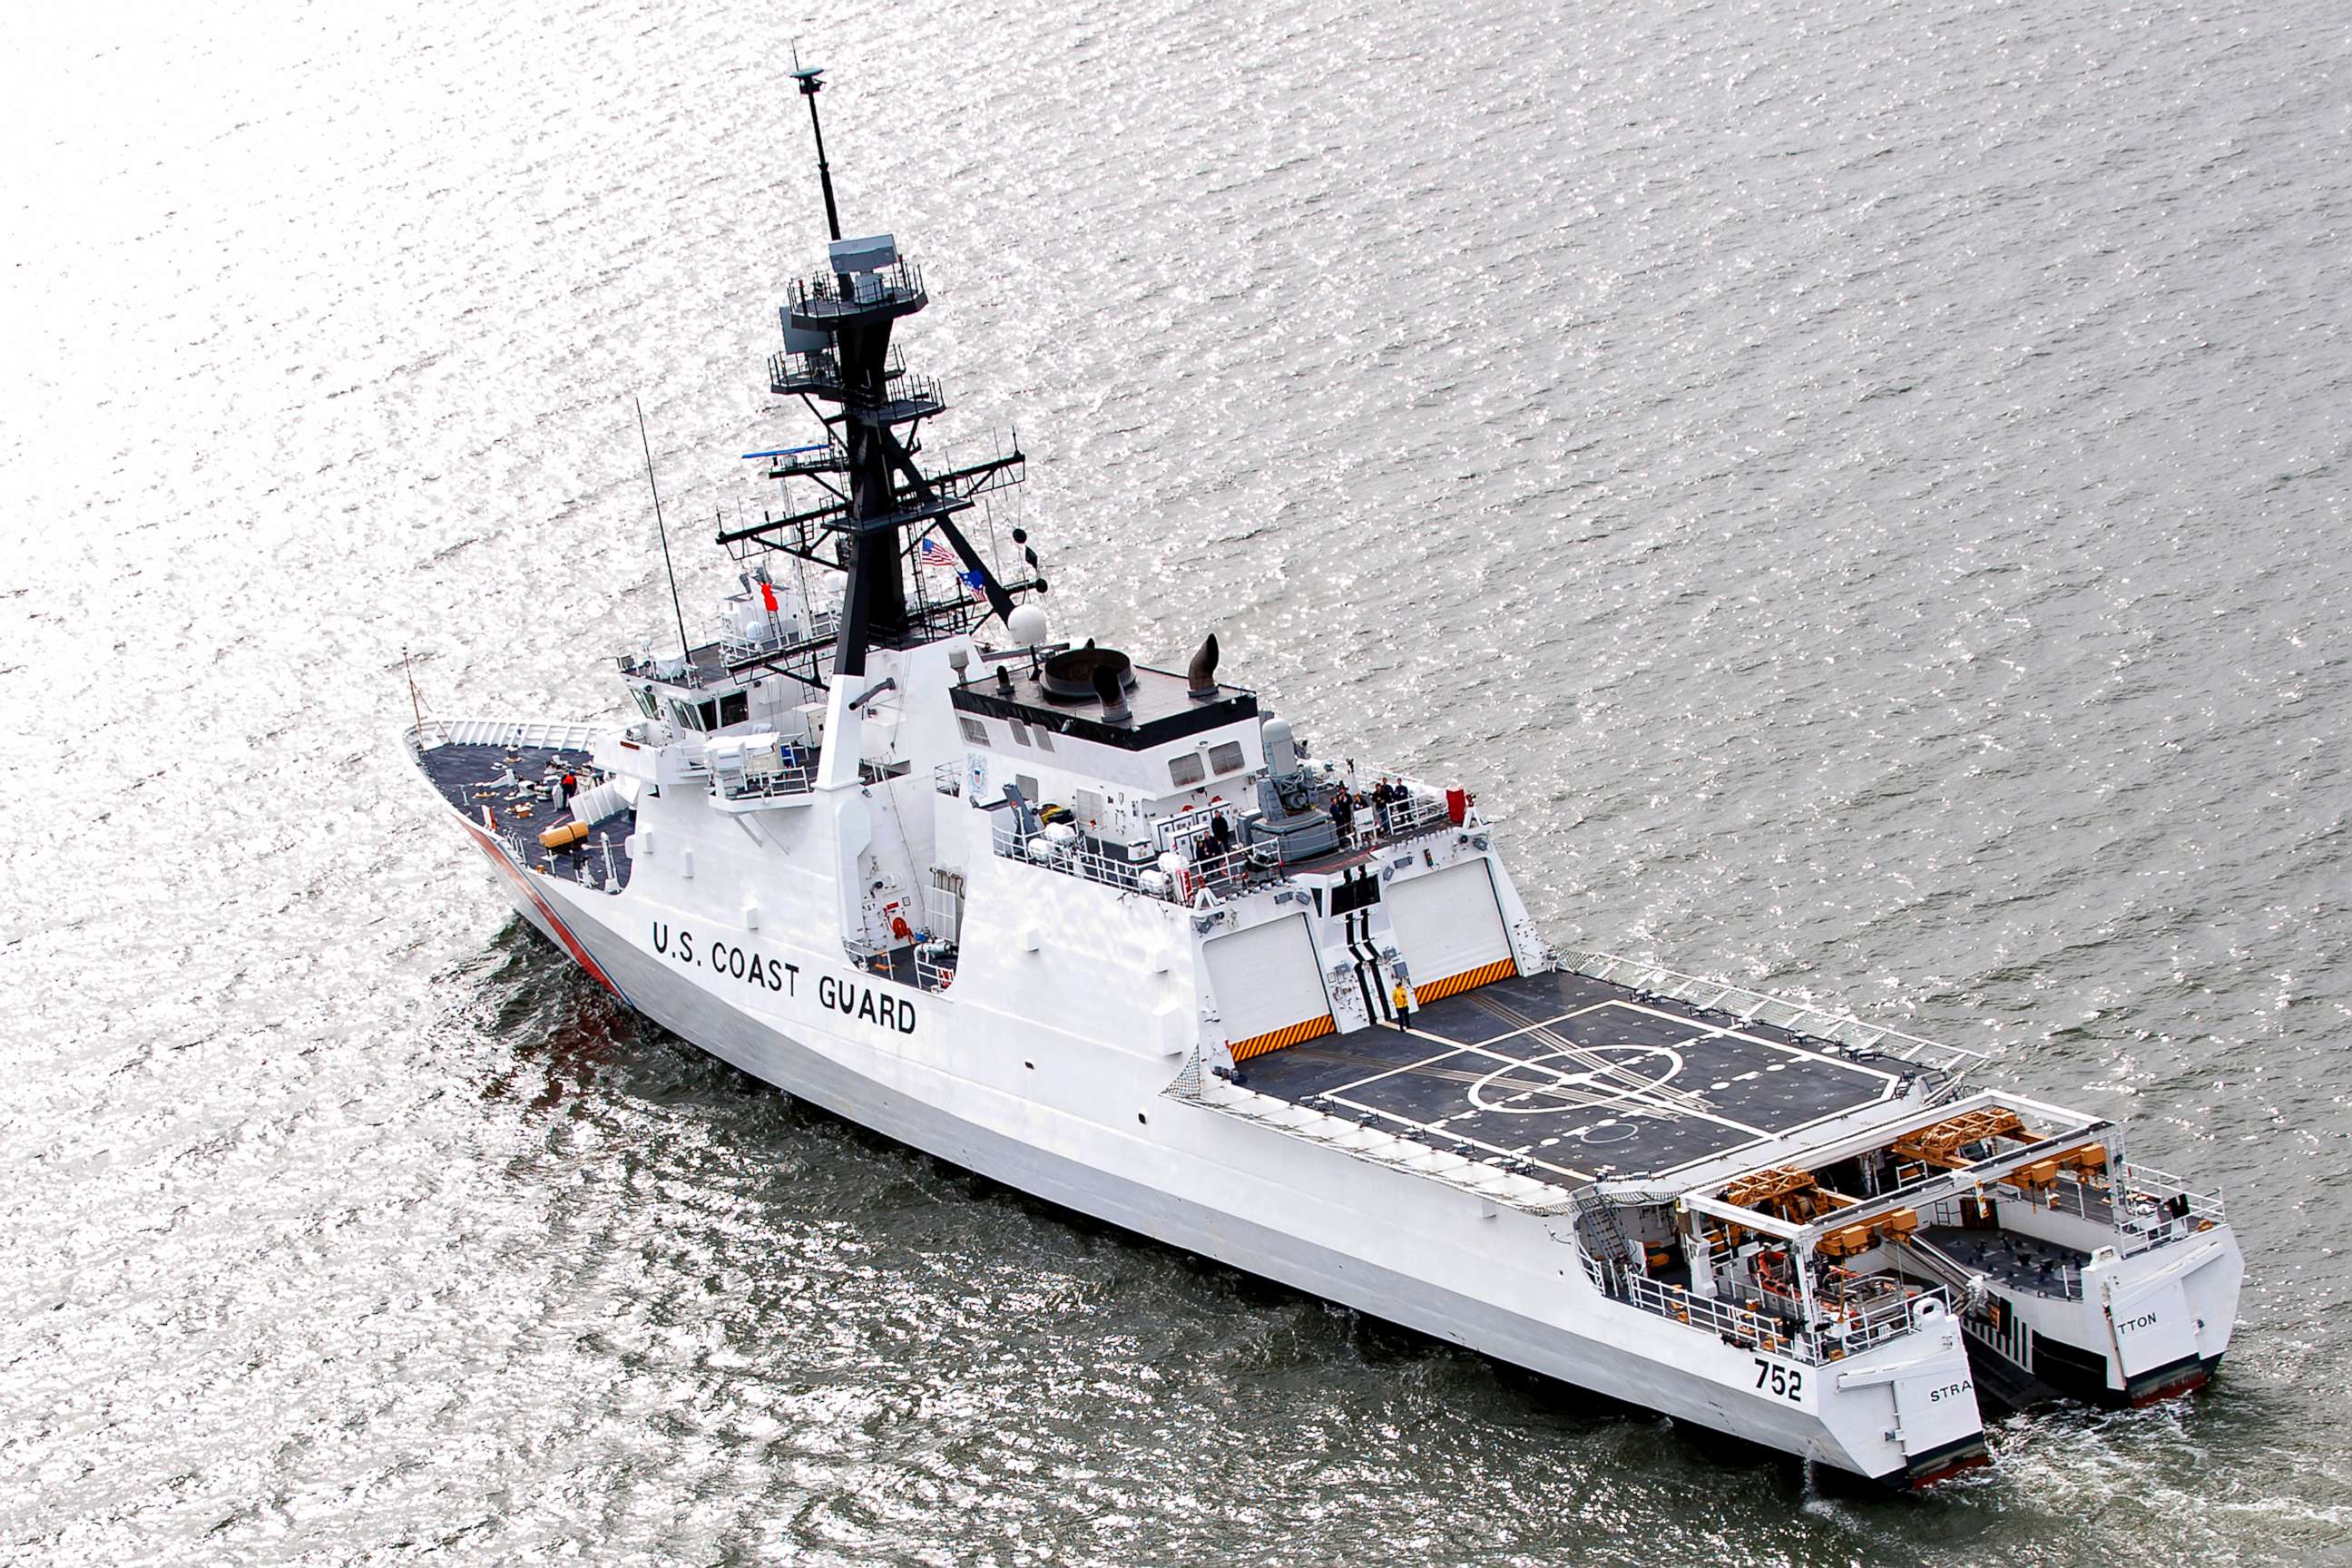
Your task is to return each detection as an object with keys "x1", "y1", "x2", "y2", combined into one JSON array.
[
  {"x1": 1042, "y1": 643, "x2": 1135, "y2": 704},
  {"x1": 1187, "y1": 632, "x2": 1220, "y2": 700}
]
